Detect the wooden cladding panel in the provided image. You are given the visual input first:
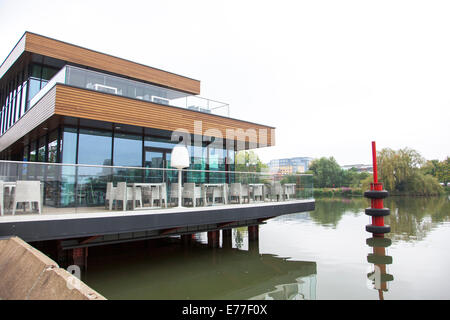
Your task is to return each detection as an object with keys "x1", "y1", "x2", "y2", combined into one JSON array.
[
  {"x1": 0, "y1": 86, "x2": 56, "y2": 152},
  {"x1": 24, "y1": 32, "x2": 200, "y2": 95},
  {"x1": 54, "y1": 85, "x2": 274, "y2": 146}
]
